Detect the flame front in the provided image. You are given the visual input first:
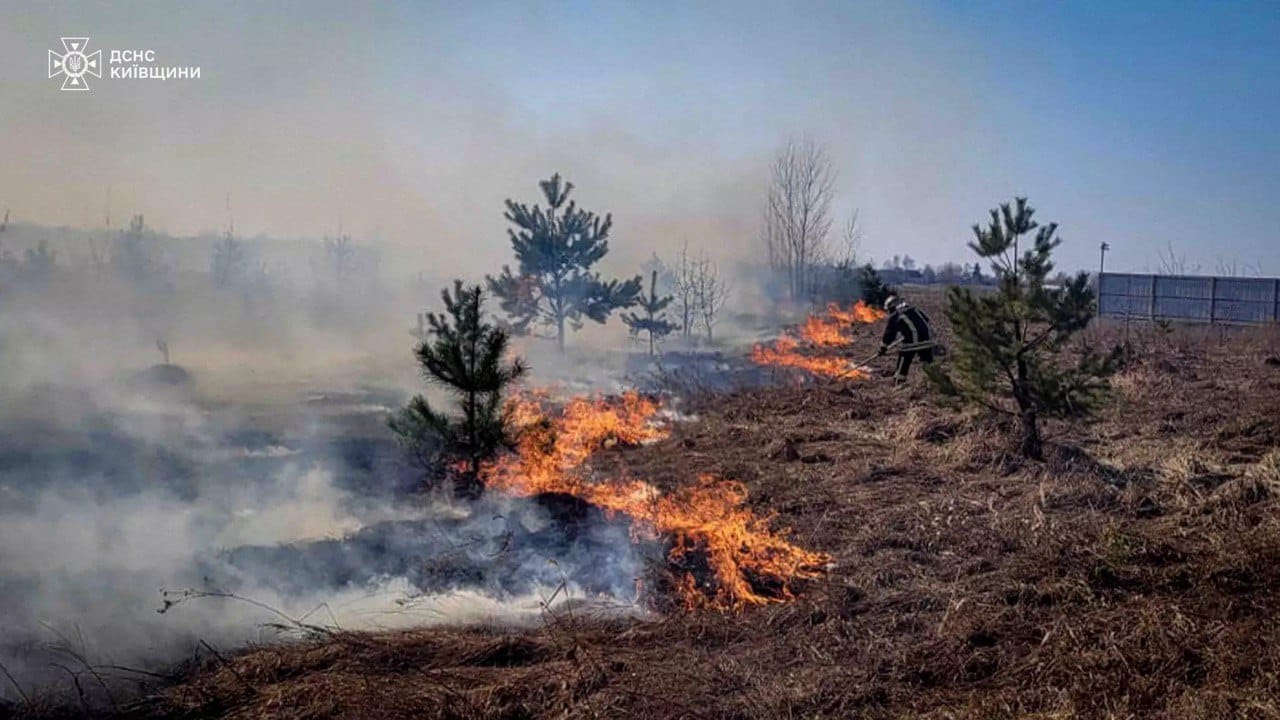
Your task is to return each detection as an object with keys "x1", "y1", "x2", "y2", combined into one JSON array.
[
  {"x1": 827, "y1": 300, "x2": 886, "y2": 325},
  {"x1": 483, "y1": 391, "x2": 830, "y2": 608},
  {"x1": 798, "y1": 315, "x2": 847, "y2": 347},
  {"x1": 798, "y1": 301, "x2": 882, "y2": 346},
  {"x1": 751, "y1": 336, "x2": 863, "y2": 379},
  {"x1": 752, "y1": 300, "x2": 885, "y2": 379}
]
